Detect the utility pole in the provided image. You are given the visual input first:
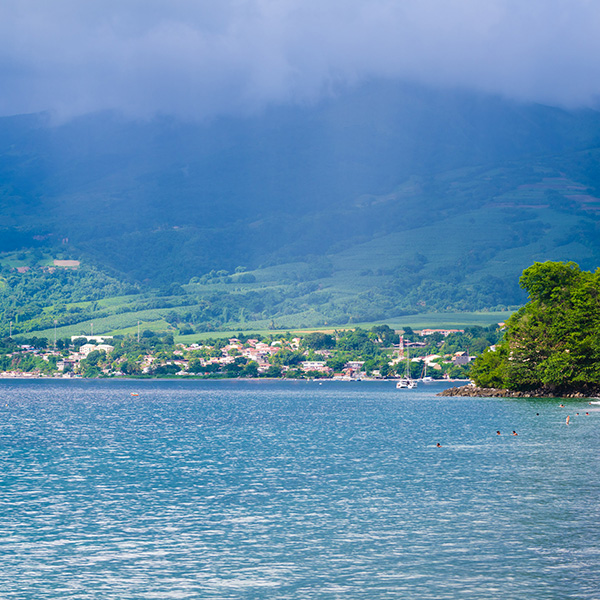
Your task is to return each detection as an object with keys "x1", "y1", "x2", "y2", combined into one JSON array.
[{"x1": 54, "y1": 319, "x2": 58, "y2": 351}]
